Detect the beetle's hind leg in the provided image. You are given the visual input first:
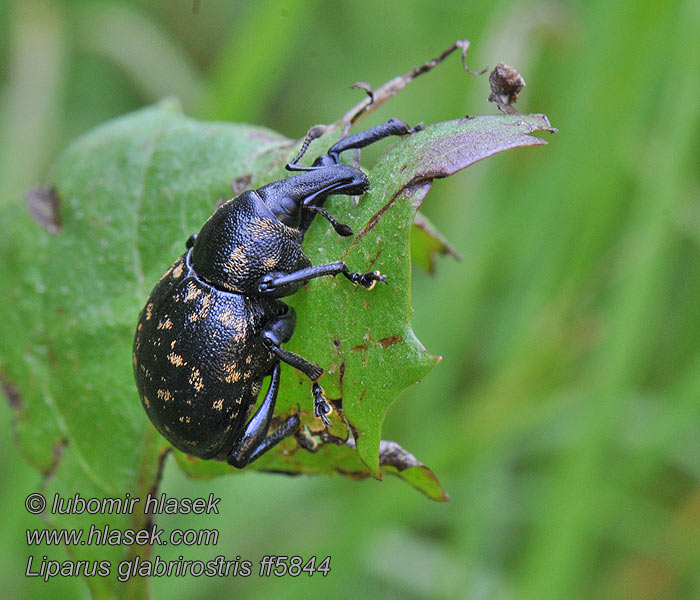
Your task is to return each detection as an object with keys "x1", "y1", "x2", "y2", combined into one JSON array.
[
  {"x1": 227, "y1": 362, "x2": 300, "y2": 468},
  {"x1": 260, "y1": 305, "x2": 333, "y2": 426}
]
